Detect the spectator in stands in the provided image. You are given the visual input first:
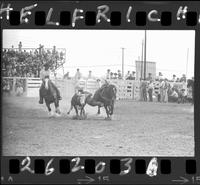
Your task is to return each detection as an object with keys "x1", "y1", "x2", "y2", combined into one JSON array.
[
  {"x1": 74, "y1": 68, "x2": 82, "y2": 81},
  {"x1": 2, "y1": 43, "x2": 65, "y2": 78}
]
